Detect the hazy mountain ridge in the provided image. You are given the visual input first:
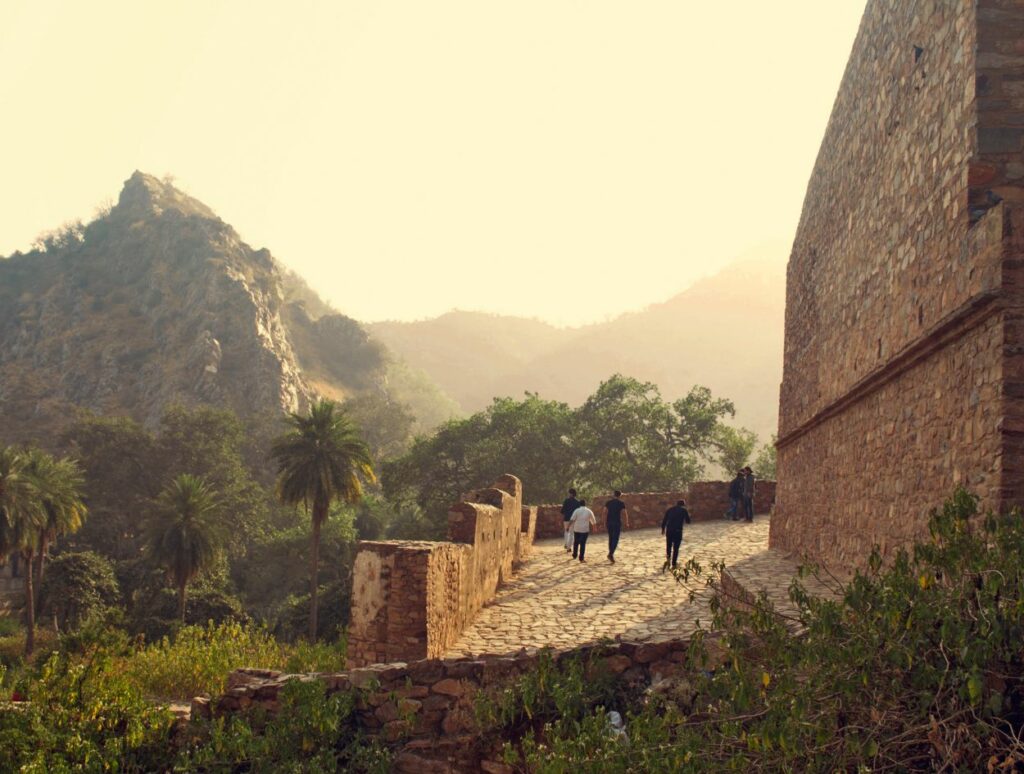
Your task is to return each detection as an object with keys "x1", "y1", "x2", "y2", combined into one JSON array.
[
  {"x1": 369, "y1": 259, "x2": 785, "y2": 441},
  {"x1": 0, "y1": 172, "x2": 455, "y2": 442}
]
